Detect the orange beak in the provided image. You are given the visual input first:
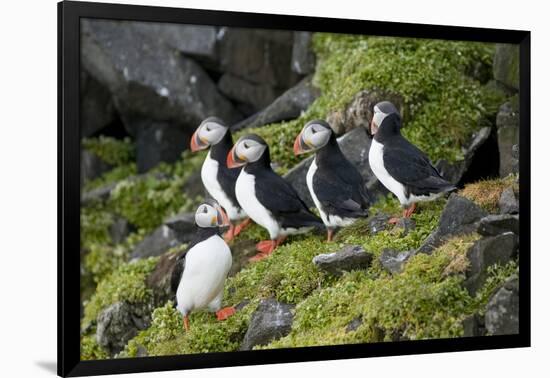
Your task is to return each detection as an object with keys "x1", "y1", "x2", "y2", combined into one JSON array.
[
  {"x1": 190, "y1": 129, "x2": 208, "y2": 152},
  {"x1": 226, "y1": 146, "x2": 246, "y2": 168},
  {"x1": 217, "y1": 206, "x2": 230, "y2": 227},
  {"x1": 369, "y1": 120, "x2": 378, "y2": 136},
  {"x1": 293, "y1": 131, "x2": 304, "y2": 156}
]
